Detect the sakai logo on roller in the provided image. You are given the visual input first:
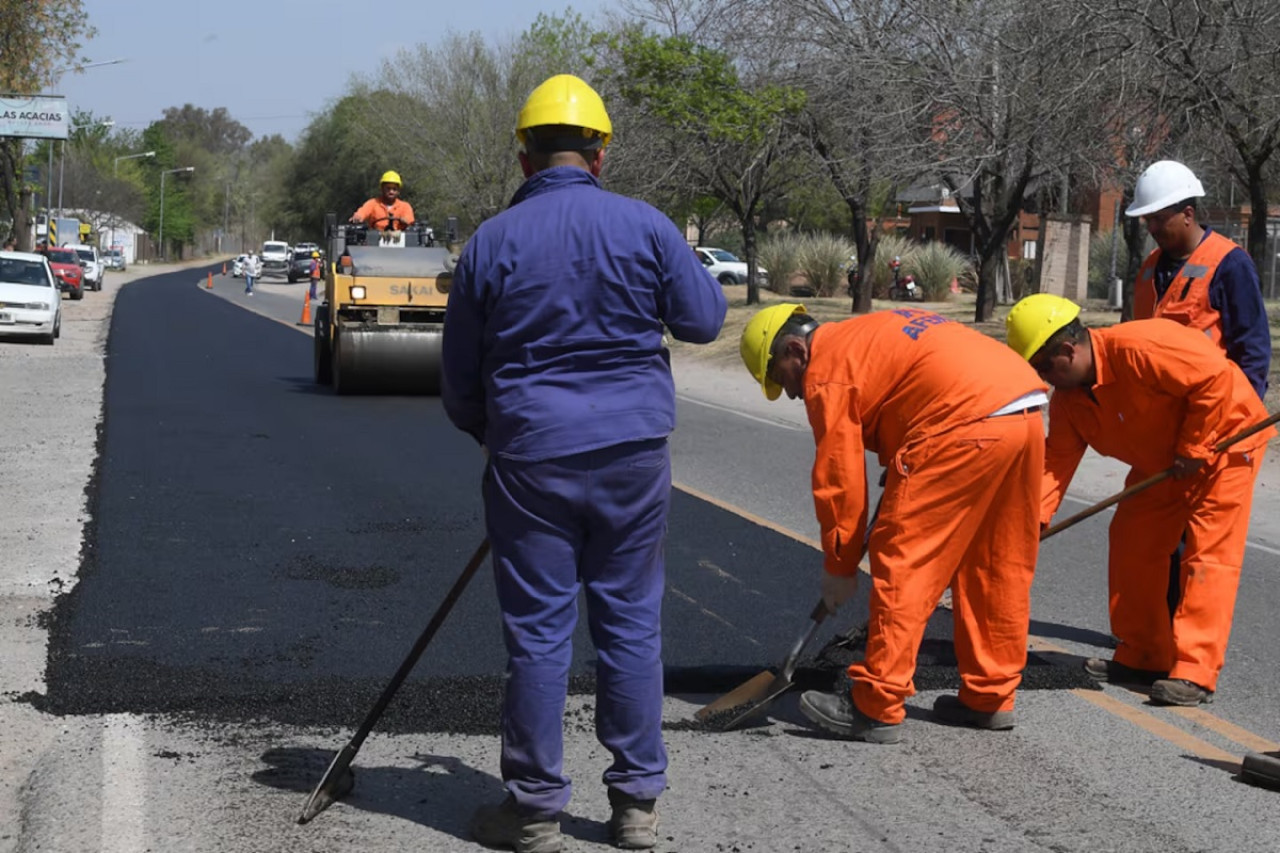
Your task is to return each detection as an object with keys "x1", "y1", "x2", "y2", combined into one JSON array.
[{"x1": 388, "y1": 283, "x2": 436, "y2": 296}]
